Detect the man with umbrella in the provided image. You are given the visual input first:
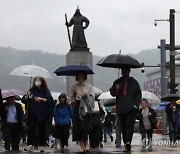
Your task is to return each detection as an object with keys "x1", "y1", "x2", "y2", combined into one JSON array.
[
  {"x1": 97, "y1": 53, "x2": 142, "y2": 152},
  {"x1": 110, "y1": 67, "x2": 142, "y2": 152},
  {"x1": 0, "y1": 89, "x2": 24, "y2": 151}
]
